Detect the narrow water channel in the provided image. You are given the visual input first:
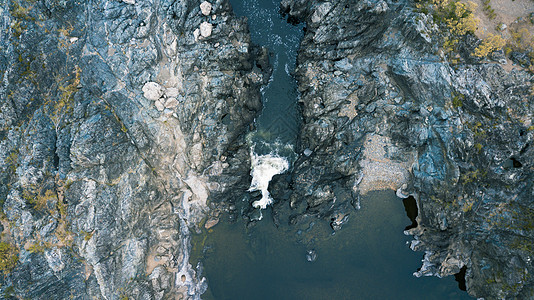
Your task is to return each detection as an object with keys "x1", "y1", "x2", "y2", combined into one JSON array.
[
  {"x1": 239, "y1": 0, "x2": 303, "y2": 209},
  {"x1": 191, "y1": 1, "x2": 472, "y2": 299},
  {"x1": 192, "y1": 191, "x2": 471, "y2": 299}
]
